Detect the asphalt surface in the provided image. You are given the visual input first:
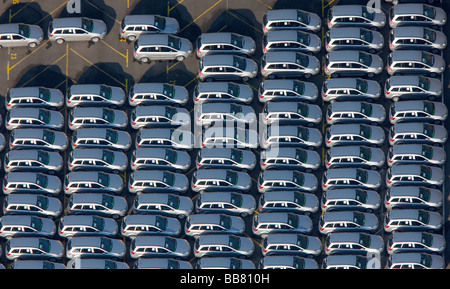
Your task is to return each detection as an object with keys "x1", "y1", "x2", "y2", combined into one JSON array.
[{"x1": 0, "y1": 0, "x2": 447, "y2": 270}]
